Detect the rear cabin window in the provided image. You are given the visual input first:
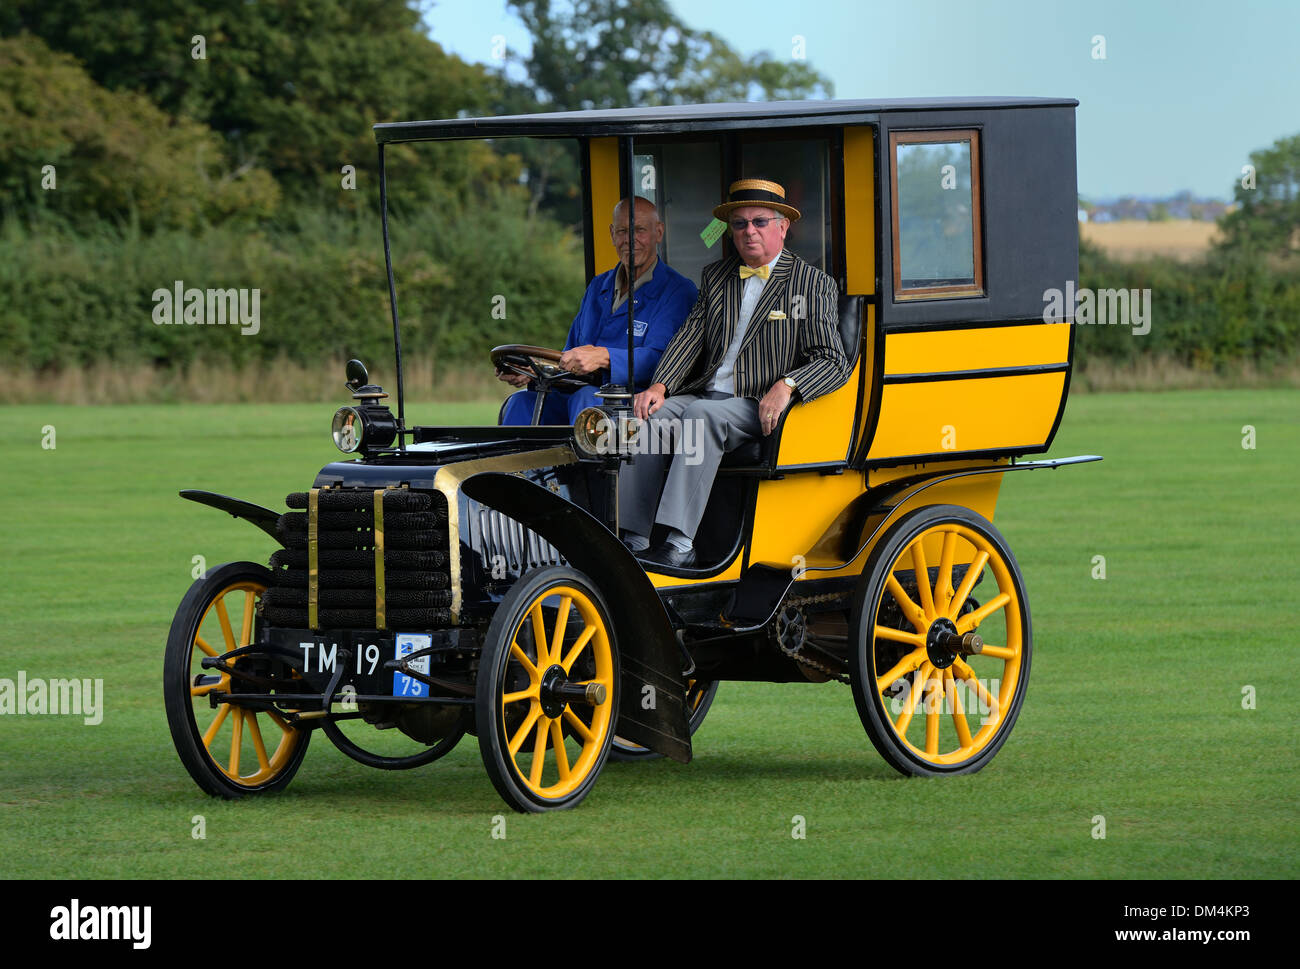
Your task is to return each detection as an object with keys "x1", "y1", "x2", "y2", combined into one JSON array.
[
  {"x1": 635, "y1": 142, "x2": 722, "y2": 287},
  {"x1": 741, "y1": 136, "x2": 832, "y2": 273},
  {"x1": 636, "y1": 134, "x2": 833, "y2": 281},
  {"x1": 890, "y1": 129, "x2": 984, "y2": 299}
]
